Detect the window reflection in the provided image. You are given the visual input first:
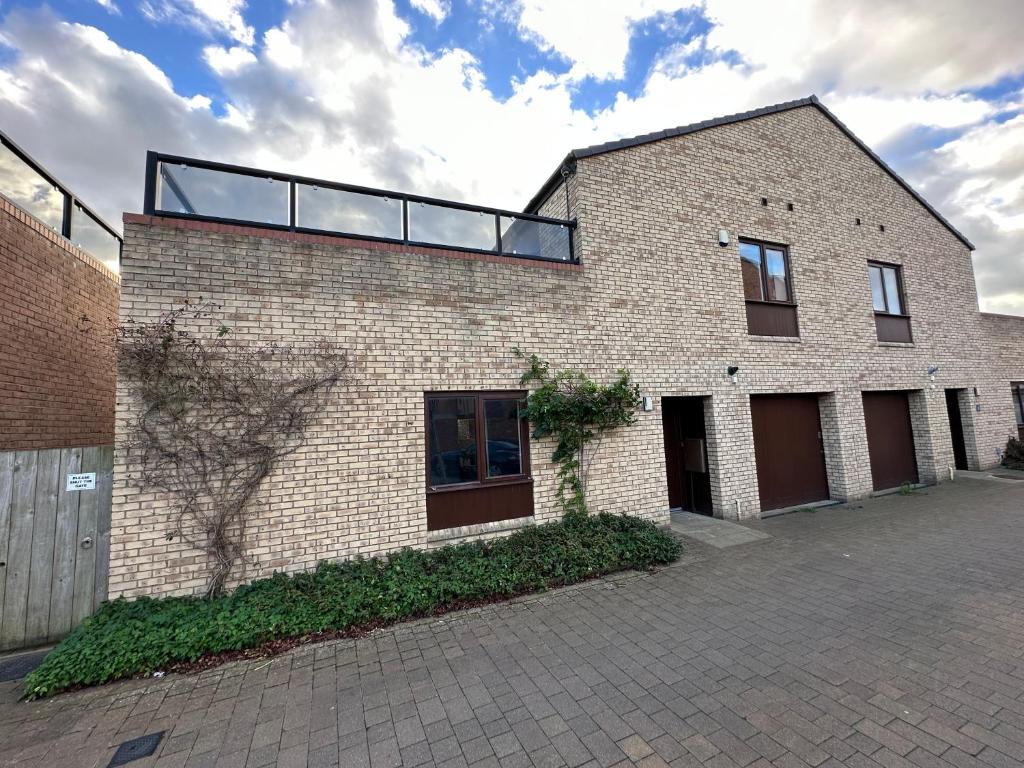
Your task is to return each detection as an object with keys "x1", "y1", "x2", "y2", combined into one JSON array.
[
  {"x1": 484, "y1": 399, "x2": 523, "y2": 477},
  {"x1": 296, "y1": 185, "x2": 402, "y2": 239},
  {"x1": 427, "y1": 396, "x2": 479, "y2": 486},
  {"x1": 408, "y1": 202, "x2": 497, "y2": 251},
  {"x1": 158, "y1": 163, "x2": 289, "y2": 225},
  {"x1": 765, "y1": 248, "x2": 789, "y2": 302},
  {"x1": 500, "y1": 217, "x2": 571, "y2": 261},
  {"x1": 0, "y1": 142, "x2": 65, "y2": 232},
  {"x1": 71, "y1": 205, "x2": 120, "y2": 269},
  {"x1": 739, "y1": 242, "x2": 764, "y2": 301}
]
